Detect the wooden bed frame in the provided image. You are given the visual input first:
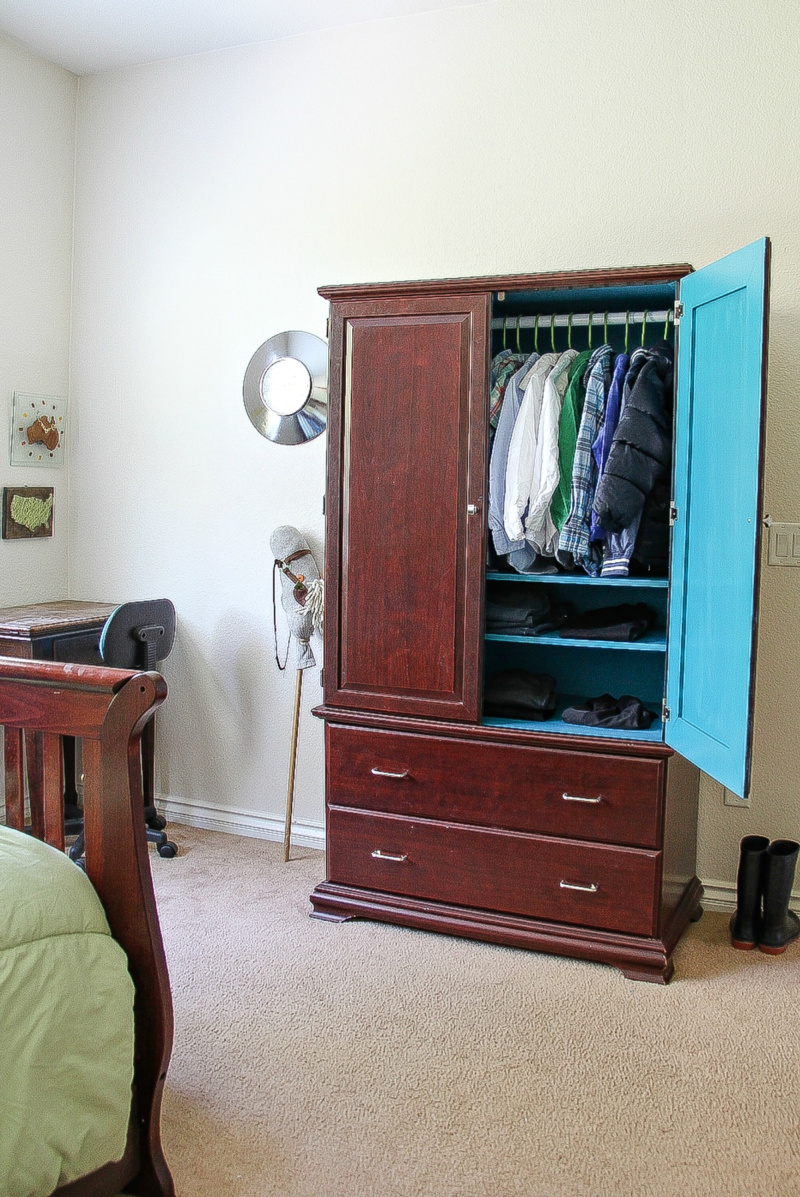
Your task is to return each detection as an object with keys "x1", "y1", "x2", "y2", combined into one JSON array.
[{"x1": 1, "y1": 655, "x2": 175, "y2": 1197}]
